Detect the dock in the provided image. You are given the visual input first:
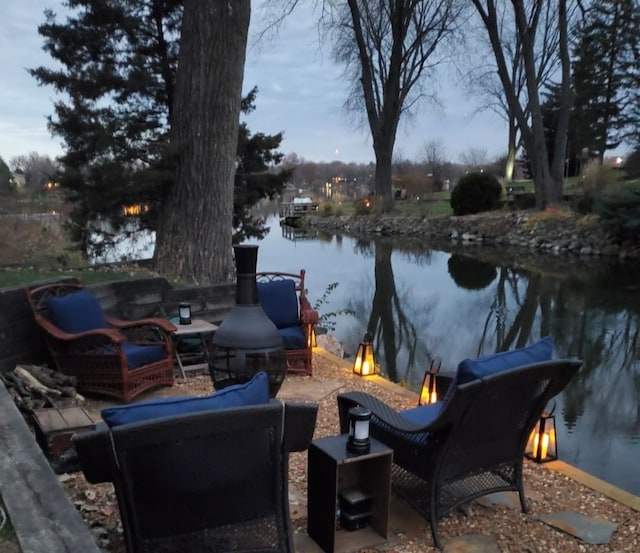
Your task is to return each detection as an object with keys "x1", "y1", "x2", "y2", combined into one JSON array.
[{"x1": 279, "y1": 198, "x2": 319, "y2": 226}]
